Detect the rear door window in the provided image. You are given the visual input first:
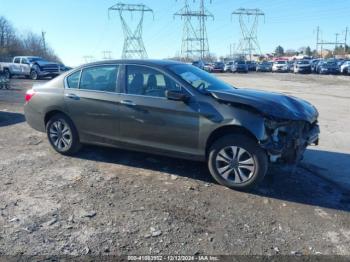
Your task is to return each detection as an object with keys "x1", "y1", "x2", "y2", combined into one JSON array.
[
  {"x1": 14, "y1": 58, "x2": 20, "y2": 64},
  {"x1": 80, "y1": 65, "x2": 119, "y2": 92},
  {"x1": 66, "y1": 70, "x2": 81, "y2": 89}
]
